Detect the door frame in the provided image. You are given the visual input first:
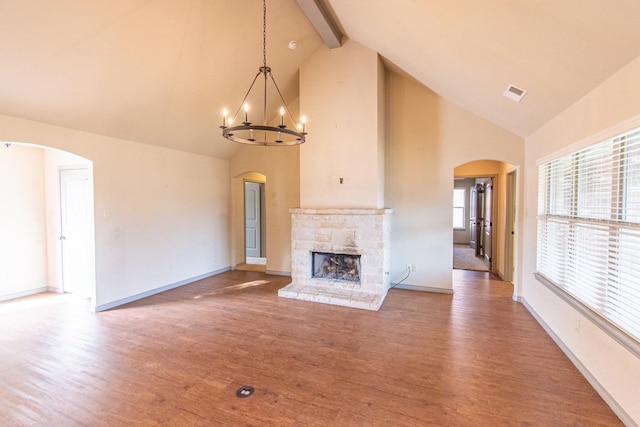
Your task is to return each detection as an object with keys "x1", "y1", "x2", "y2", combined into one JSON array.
[
  {"x1": 504, "y1": 169, "x2": 517, "y2": 283},
  {"x1": 243, "y1": 179, "x2": 266, "y2": 260},
  {"x1": 453, "y1": 173, "x2": 498, "y2": 274},
  {"x1": 59, "y1": 166, "x2": 95, "y2": 298}
]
